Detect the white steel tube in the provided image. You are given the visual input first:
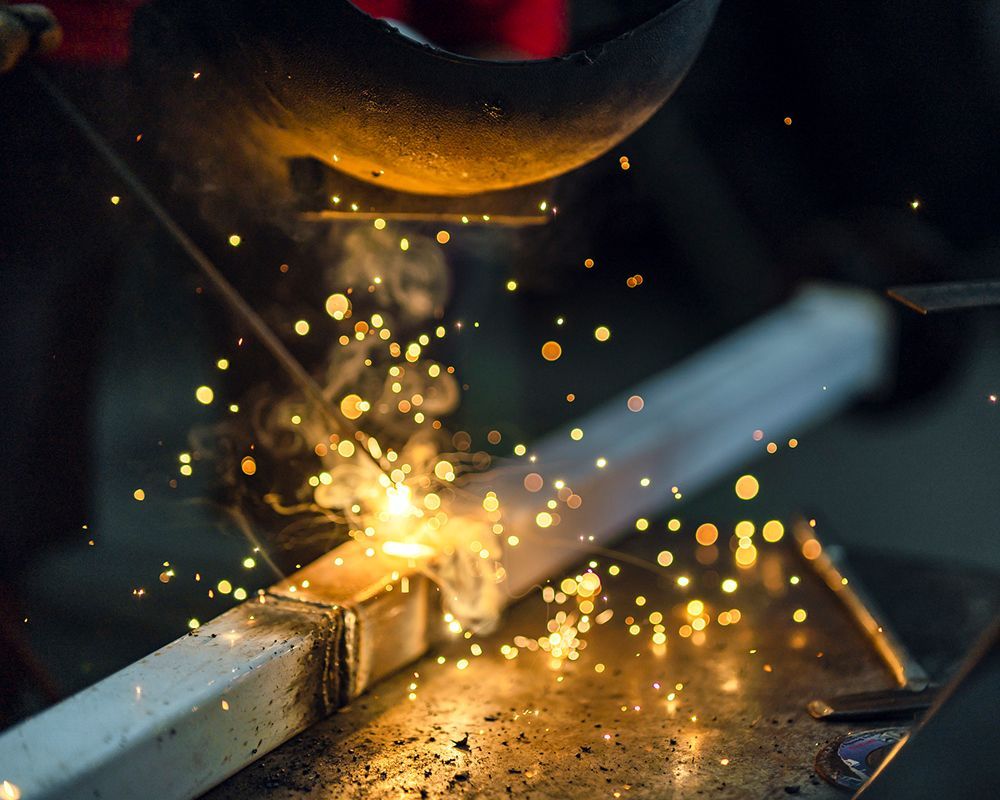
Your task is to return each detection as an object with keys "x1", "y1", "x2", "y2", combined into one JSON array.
[
  {"x1": 0, "y1": 540, "x2": 436, "y2": 800},
  {"x1": 496, "y1": 283, "x2": 892, "y2": 596},
  {"x1": 0, "y1": 284, "x2": 892, "y2": 800}
]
